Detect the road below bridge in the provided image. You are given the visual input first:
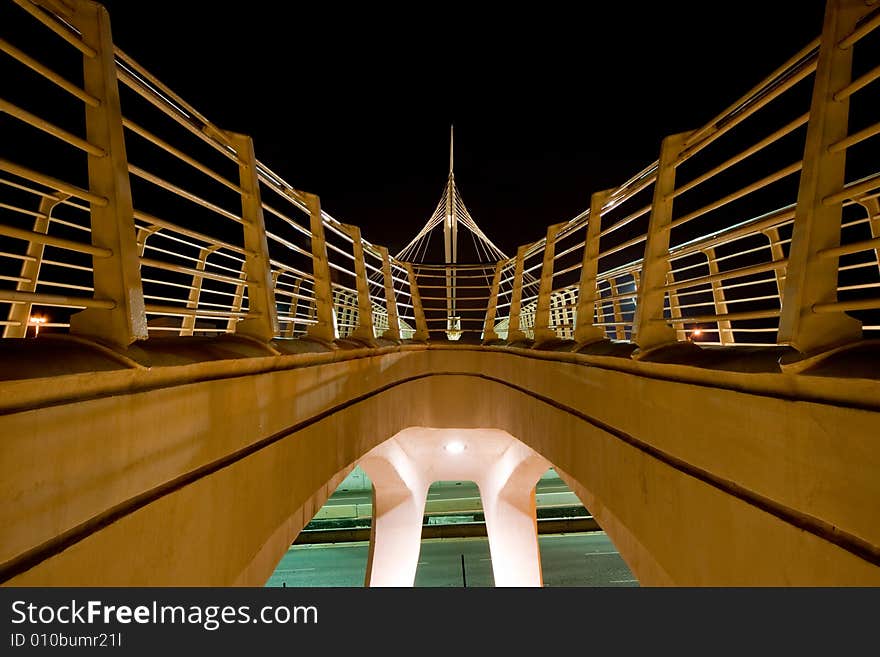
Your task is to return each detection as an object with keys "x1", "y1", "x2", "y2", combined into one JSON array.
[{"x1": 266, "y1": 532, "x2": 638, "y2": 587}]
